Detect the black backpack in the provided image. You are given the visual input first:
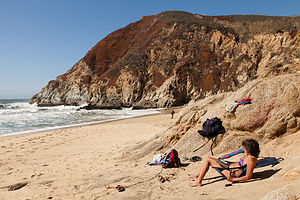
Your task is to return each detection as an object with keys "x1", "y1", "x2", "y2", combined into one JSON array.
[
  {"x1": 198, "y1": 117, "x2": 225, "y2": 139},
  {"x1": 162, "y1": 149, "x2": 181, "y2": 168},
  {"x1": 194, "y1": 117, "x2": 226, "y2": 155}
]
